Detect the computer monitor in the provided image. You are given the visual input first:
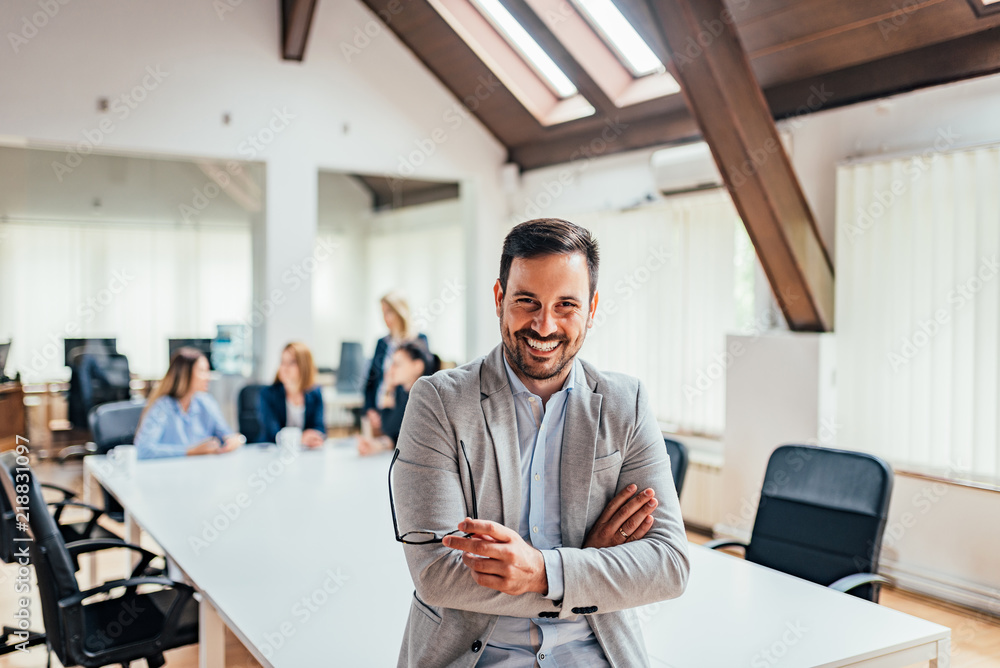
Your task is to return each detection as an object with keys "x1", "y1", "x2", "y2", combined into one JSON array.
[
  {"x1": 336, "y1": 341, "x2": 366, "y2": 393},
  {"x1": 64, "y1": 338, "x2": 117, "y2": 368},
  {"x1": 168, "y1": 338, "x2": 215, "y2": 370},
  {"x1": 0, "y1": 340, "x2": 10, "y2": 381}
]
